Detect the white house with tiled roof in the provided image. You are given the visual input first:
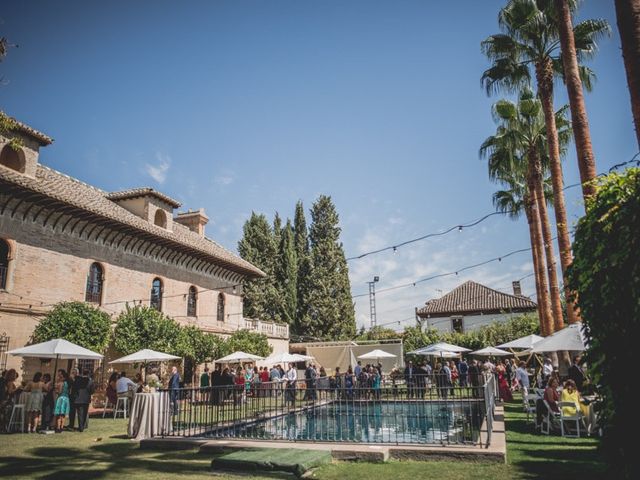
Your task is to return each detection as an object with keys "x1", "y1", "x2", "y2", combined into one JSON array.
[
  {"x1": 0, "y1": 116, "x2": 289, "y2": 377},
  {"x1": 416, "y1": 280, "x2": 537, "y2": 334}
]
